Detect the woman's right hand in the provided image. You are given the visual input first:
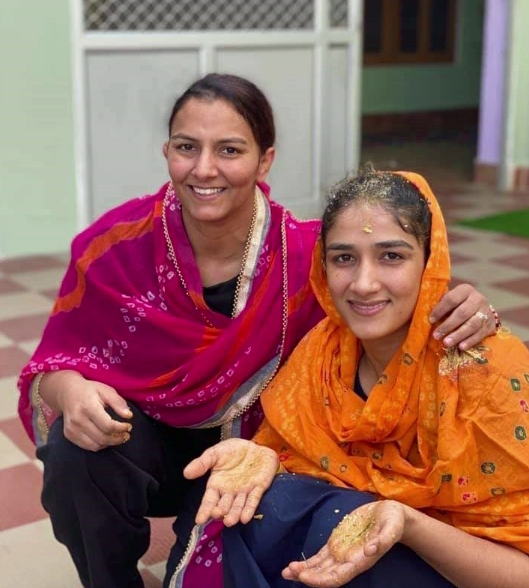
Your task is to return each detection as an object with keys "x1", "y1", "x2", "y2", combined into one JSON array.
[
  {"x1": 39, "y1": 370, "x2": 133, "y2": 451},
  {"x1": 183, "y1": 438, "x2": 279, "y2": 526},
  {"x1": 283, "y1": 500, "x2": 405, "y2": 587}
]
